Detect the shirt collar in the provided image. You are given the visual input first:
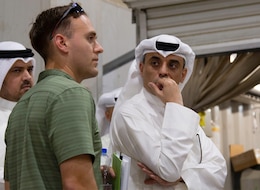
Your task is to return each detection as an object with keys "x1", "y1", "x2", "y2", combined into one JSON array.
[
  {"x1": 37, "y1": 69, "x2": 75, "y2": 83},
  {"x1": 0, "y1": 97, "x2": 16, "y2": 111},
  {"x1": 142, "y1": 87, "x2": 165, "y2": 108}
]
